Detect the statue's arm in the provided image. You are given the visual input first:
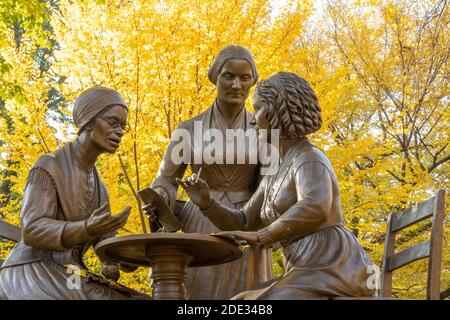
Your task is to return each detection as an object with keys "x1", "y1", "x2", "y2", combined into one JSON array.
[
  {"x1": 200, "y1": 177, "x2": 266, "y2": 231},
  {"x1": 21, "y1": 168, "x2": 91, "y2": 251},
  {"x1": 256, "y1": 161, "x2": 332, "y2": 246},
  {"x1": 150, "y1": 127, "x2": 190, "y2": 210}
]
